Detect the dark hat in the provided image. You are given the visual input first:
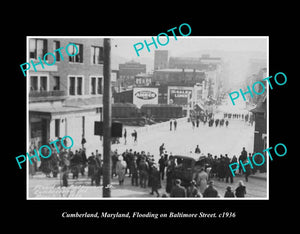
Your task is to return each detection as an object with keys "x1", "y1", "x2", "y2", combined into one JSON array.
[
  {"x1": 226, "y1": 186, "x2": 232, "y2": 191},
  {"x1": 208, "y1": 180, "x2": 214, "y2": 185}
]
